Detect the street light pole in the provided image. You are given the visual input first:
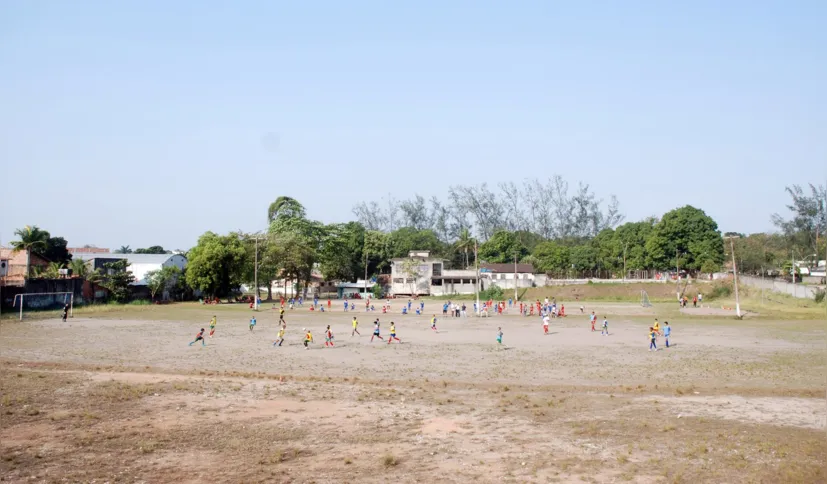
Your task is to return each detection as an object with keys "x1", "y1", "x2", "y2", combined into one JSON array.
[
  {"x1": 623, "y1": 243, "x2": 628, "y2": 282},
  {"x1": 475, "y1": 239, "x2": 480, "y2": 316}
]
